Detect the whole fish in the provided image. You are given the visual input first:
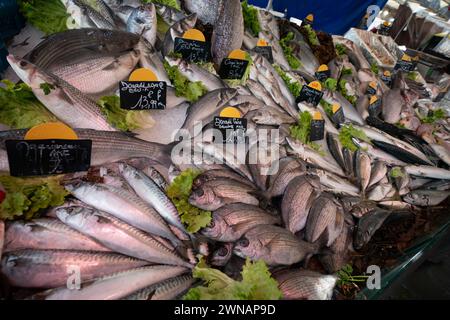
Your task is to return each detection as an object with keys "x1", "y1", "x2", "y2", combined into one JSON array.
[
  {"x1": 1, "y1": 249, "x2": 148, "y2": 288},
  {"x1": 3, "y1": 218, "x2": 110, "y2": 253},
  {"x1": 183, "y1": 0, "x2": 221, "y2": 25},
  {"x1": 326, "y1": 133, "x2": 347, "y2": 174},
  {"x1": 281, "y1": 175, "x2": 321, "y2": 234},
  {"x1": 313, "y1": 169, "x2": 360, "y2": 196},
  {"x1": 265, "y1": 157, "x2": 305, "y2": 198},
  {"x1": 305, "y1": 194, "x2": 344, "y2": 246},
  {"x1": 354, "y1": 209, "x2": 390, "y2": 249},
  {"x1": 56, "y1": 207, "x2": 191, "y2": 268},
  {"x1": 211, "y1": 0, "x2": 244, "y2": 66},
  {"x1": 331, "y1": 36, "x2": 370, "y2": 70},
  {"x1": 368, "y1": 161, "x2": 388, "y2": 188},
  {"x1": 7, "y1": 55, "x2": 116, "y2": 131},
  {"x1": 233, "y1": 225, "x2": 319, "y2": 266},
  {"x1": 189, "y1": 178, "x2": 259, "y2": 211},
  {"x1": 162, "y1": 13, "x2": 197, "y2": 57},
  {"x1": 0, "y1": 129, "x2": 173, "y2": 172},
  {"x1": 354, "y1": 150, "x2": 371, "y2": 193},
  {"x1": 257, "y1": 9, "x2": 280, "y2": 39},
  {"x1": 371, "y1": 140, "x2": 431, "y2": 165},
  {"x1": 210, "y1": 243, "x2": 234, "y2": 267},
  {"x1": 119, "y1": 164, "x2": 186, "y2": 232},
  {"x1": 201, "y1": 203, "x2": 279, "y2": 242},
  {"x1": 319, "y1": 222, "x2": 354, "y2": 273},
  {"x1": 38, "y1": 265, "x2": 188, "y2": 300},
  {"x1": 123, "y1": 274, "x2": 194, "y2": 300},
  {"x1": 274, "y1": 269, "x2": 337, "y2": 300},
  {"x1": 164, "y1": 56, "x2": 225, "y2": 92},
  {"x1": 25, "y1": 28, "x2": 140, "y2": 70},
  {"x1": 181, "y1": 88, "x2": 237, "y2": 136},
  {"x1": 404, "y1": 165, "x2": 450, "y2": 180},
  {"x1": 127, "y1": 4, "x2": 157, "y2": 46},
  {"x1": 367, "y1": 183, "x2": 393, "y2": 201},
  {"x1": 403, "y1": 190, "x2": 450, "y2": 206},
  {"x1": 71, "y1": 0, "x2": 116, "y2": 29},
  {"x1": 65, "y1": 182, "x2": 178, "y2": 244},
  {"x1": 51, "y1": 50, "x2": 140, "y2": 96},
  {"x1": 381, "y1": 89, "x2": 404, "y2": 124}
]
